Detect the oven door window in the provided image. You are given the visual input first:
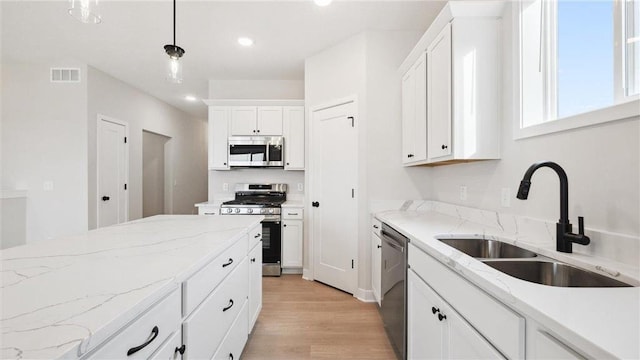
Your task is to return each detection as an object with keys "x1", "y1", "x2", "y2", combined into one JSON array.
[
  {"x1": 229, "y1": 144, "x2": 267, "y2": 164},
  {"x1": 262, "y1": 221, "x2": 281, "y2": 264}
]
